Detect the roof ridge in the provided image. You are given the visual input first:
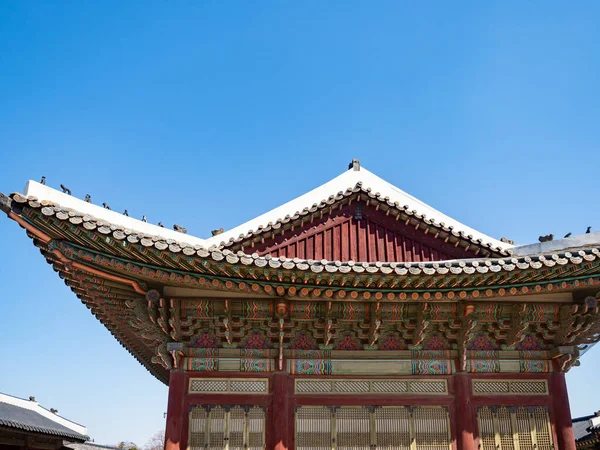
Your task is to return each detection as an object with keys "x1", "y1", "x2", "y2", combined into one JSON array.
[
  {"x1": 574, "y1": 414, "x2": 599, "y2": 422},
  {"x1": 203, "y1": 167, "x2": 513, "y2": 250},
  {"x1": 68, "y1": 443, "x2": 120, "y2": 449},
  {"x1": 0, "y1": 391, "x2": 34, "y2": 402}
]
